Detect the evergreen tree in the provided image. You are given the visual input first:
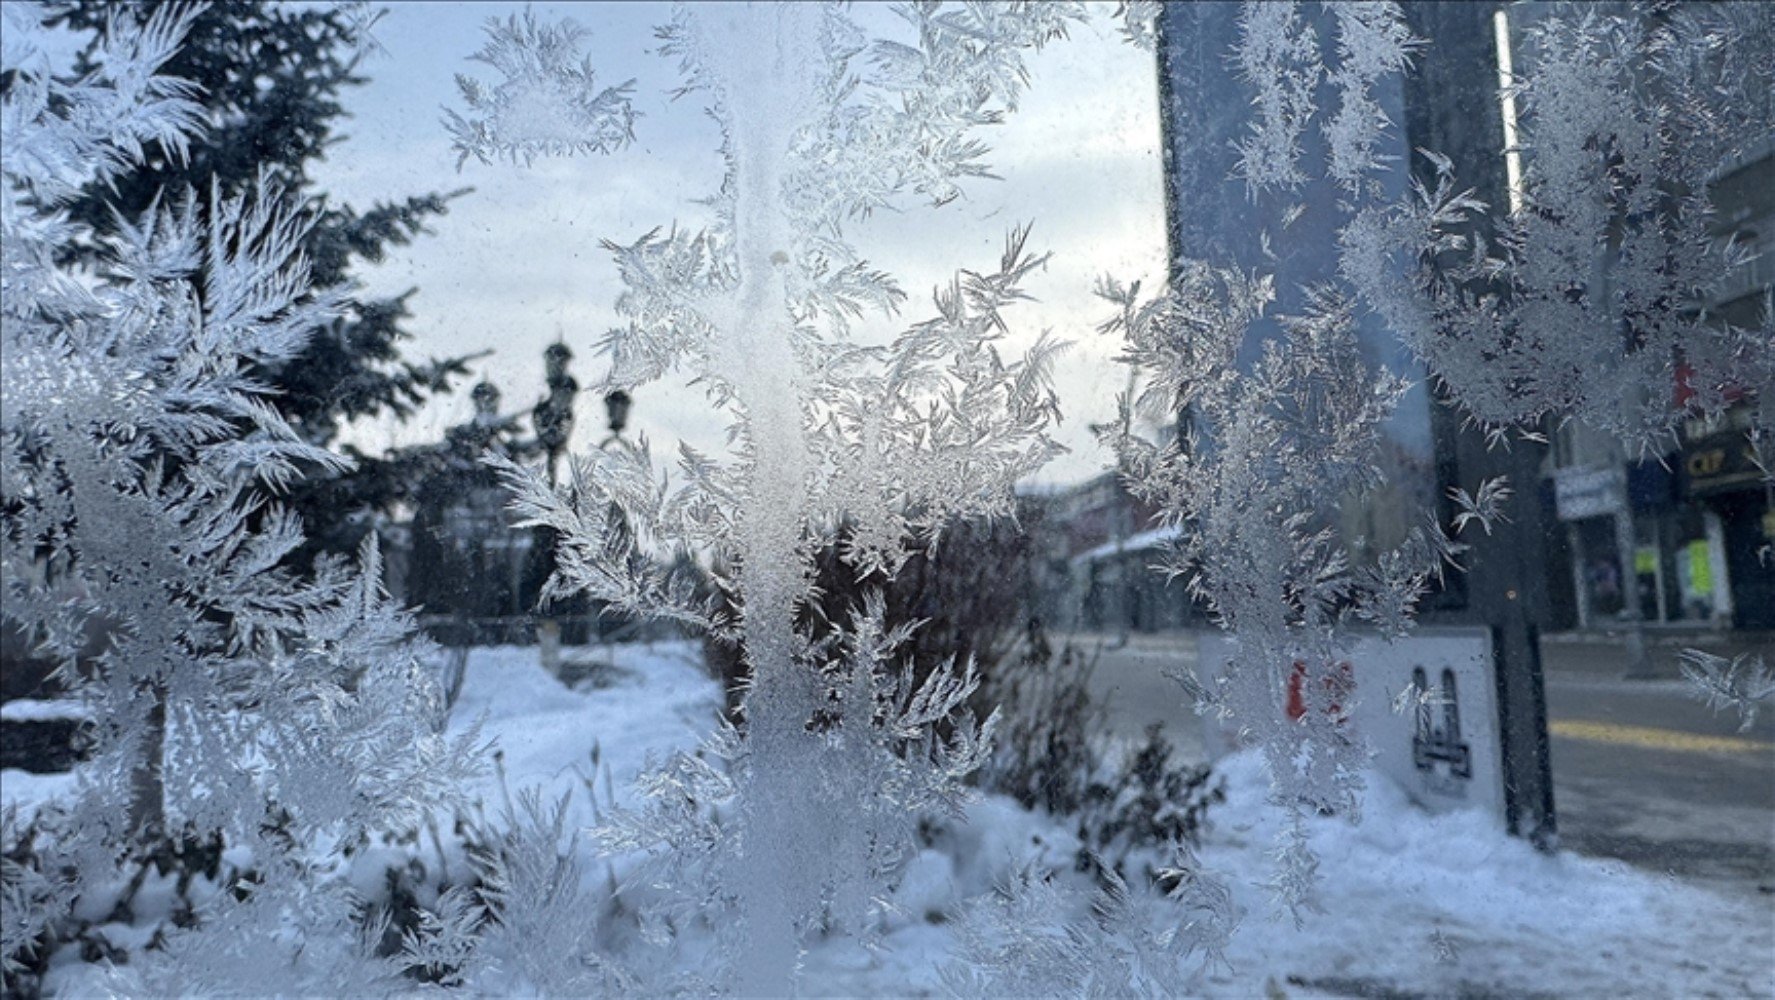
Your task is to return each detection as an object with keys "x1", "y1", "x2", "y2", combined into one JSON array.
[
  {"x1": 2, "y1": 9, "x2": 481, "y2": 988},
  {"x1": 46, "y1": 0, "x2": 477, "y2": 564}
]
